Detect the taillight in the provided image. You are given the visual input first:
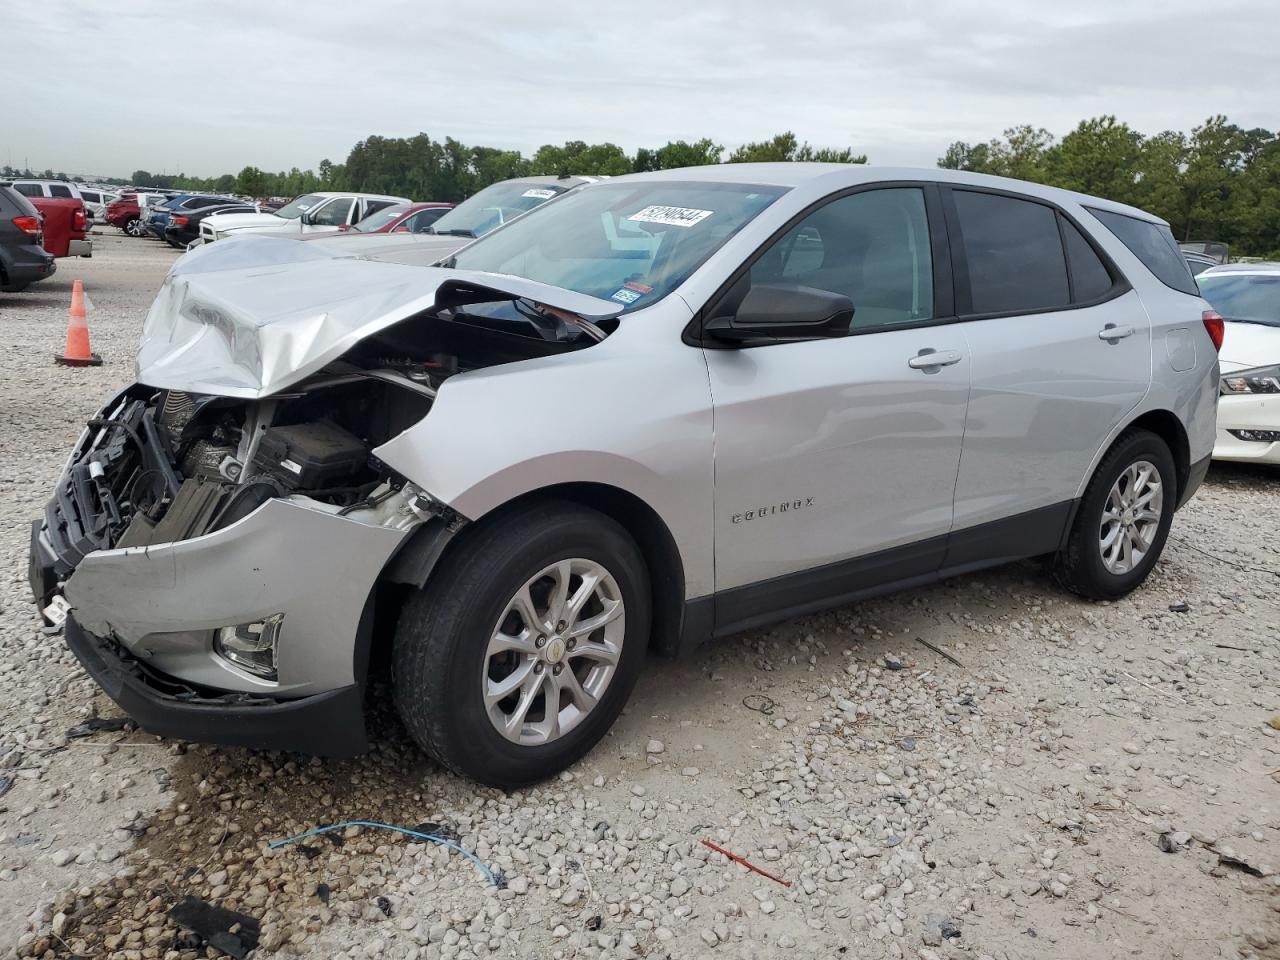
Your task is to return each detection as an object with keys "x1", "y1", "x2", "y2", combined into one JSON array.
[
  {"x1": 171, "y1": 215, "x2": 189, "y2": 227},
  {"x1": 73, "y1": 208, "x2": 87, "y2": 231},
  {"x1": 12, "y1": 216, "x2": 41, "y2": 237},
  {"x1": 1202, "y1": 310, "x2": 1224, "y2": 353}
]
